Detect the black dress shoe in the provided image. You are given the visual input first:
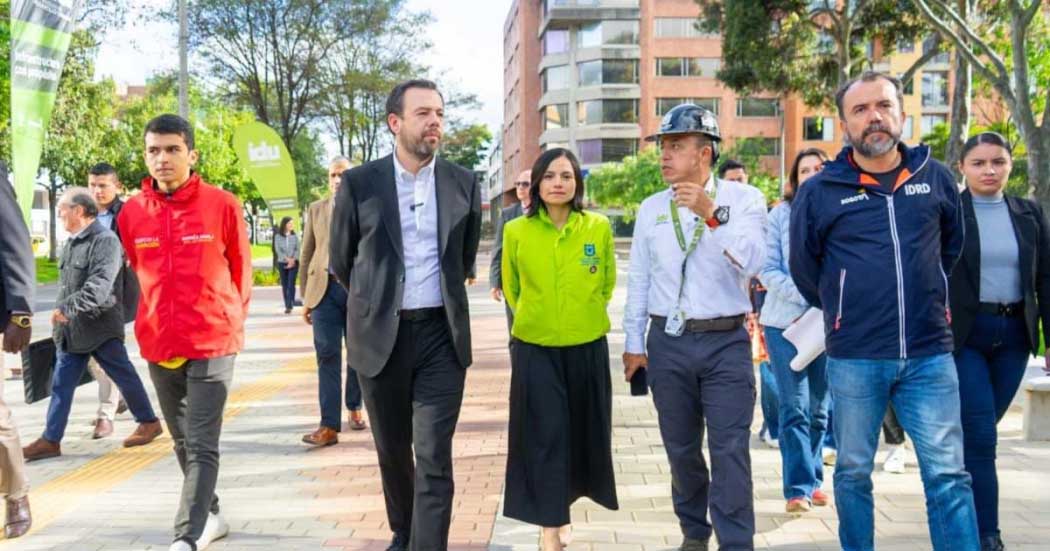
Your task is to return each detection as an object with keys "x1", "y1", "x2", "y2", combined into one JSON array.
[
  {"x1": 981, "y1": 534, "x2": 1005, "y2": 551},
  {"x1": 386, "y1": 531, "x2": 409, "y2": 551},
  {"x1": 680, "y1": 537, "x2": 709, "y2": 551}
]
